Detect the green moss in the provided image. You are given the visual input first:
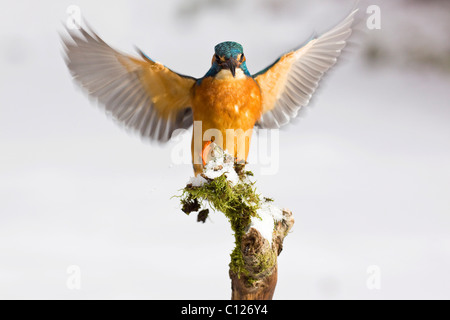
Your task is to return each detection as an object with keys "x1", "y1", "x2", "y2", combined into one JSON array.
[
  {"x1": 242, "y1": 250, "x2": 277, "y2": 286},
  {"x1": 179, "y1": 163, "x2": 262, "y2": 279},
  {"x1": 254, "y1": 250, "x2": 277, "y2": 276}
]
